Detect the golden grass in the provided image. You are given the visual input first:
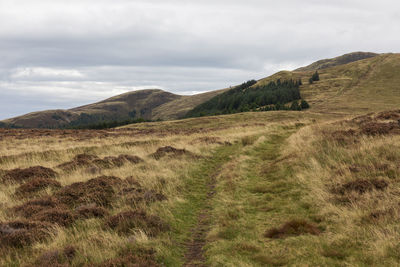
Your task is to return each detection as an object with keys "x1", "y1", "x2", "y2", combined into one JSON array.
[{"x1": 1, "y1": 108, "x2": 399, "y2": 266}]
